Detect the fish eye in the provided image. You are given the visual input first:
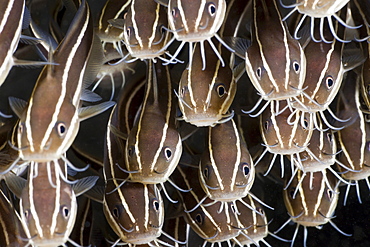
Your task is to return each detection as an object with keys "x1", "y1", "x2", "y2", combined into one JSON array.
[
  {"x1": 366, "y1": 84, "x2": 370, "y2": 95},
  {"x1": 18, "y1": 123, "x2": 24, "y2": 133},
  {"x1": 56, "y1": 122, "x2": 67, "y2": 137},
  {"x1": 164, "y1": 147, "x2": 172, "y2": 161},
  {"x1": 128, "y1": 146, "x2": 135, "y2": 157},
  {"x1": 216, "y1": 84, "x2": 226, "y2": 97},
  {"x1": 292, "y1": 61, "x2": 300, "y2": 73},
  {"x1": 195, "y1": 213, "x2": 203, "y2": 225},
  {"x1": 180, "y1": 86, "x2": 188, "y2": 97},
  {"x1": 126, "y1": 26, "x2": 133, "y2": 37},
  {"x1": 326, "y1": 189, "x2": 334, "y2": 200},
  {"x1": 152, "y1": 199, "x2": 160, "y2": 212},
  {"x1": 326, "y1": 133, "x2": 333, "y2": 143},
  {"x1": 302, "y1": 118, "x2": 309, "y2": 129},
  {"x1": 112, "y1": 206, "x2": 121, "y2": 218},
  {"x1": 325, "y1": 75, "x2": 334, "y2": 89},
  {"x1": 241, "y1": 163, "x2": 250, "y2": 177},
  {"x1": 61, "y1": 205, "x2": 70, "y2": 218},
  {"x1": 172, "y1": 7, "x2": 179, "y2": 18},
  {"x1": 264, "y1": 120, "x2": 270, "y2": 131},
  {"x1": 24, "y1": 209, "x2": 31, "y2": 221},
  {"x1": 256, "y1": 67, "x2": 262, "y2": 80},
  {"x1": 289, "y1": 186, "x2": 296, "y2": 198},
  {"x1": 207, "y1": 2, "x2": 217, "y2": 16},
  {"x1": 203, "y1": 166, "x2": 209, "y2": 179}
]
